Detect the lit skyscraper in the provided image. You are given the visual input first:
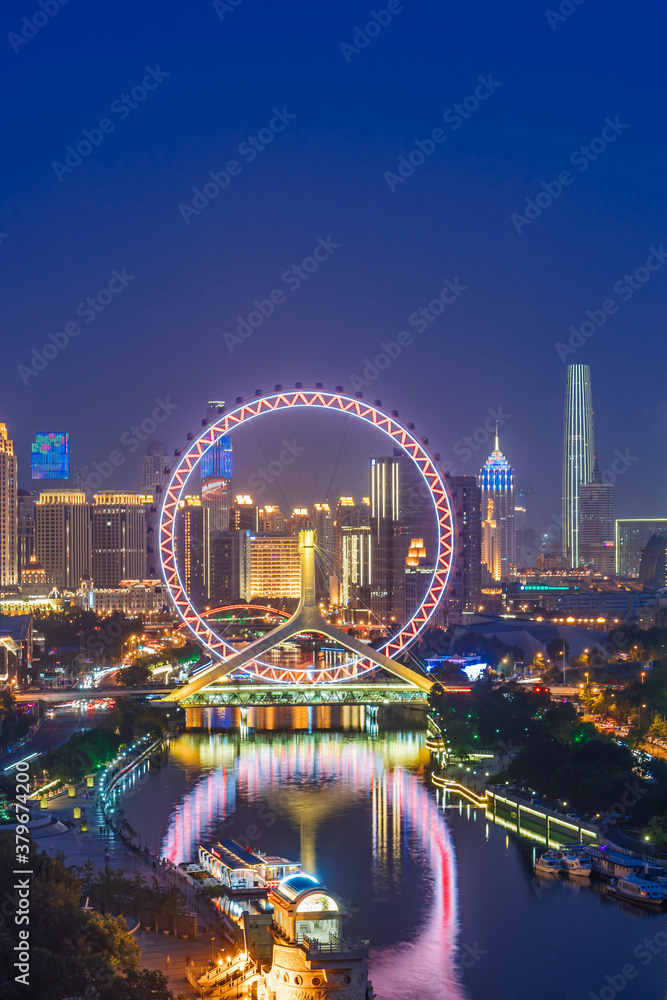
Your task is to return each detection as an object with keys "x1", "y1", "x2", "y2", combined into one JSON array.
[
  {"x1": 34, "y1": 489, "x2": 90, "y2": 590},
  {"x1": 562, "y1": 364, "x2": 595, "y2": 567},
  {"x1": 0, "y1": 424, "x2": 18, "y2": 587},
  {"x1": 31, "y1": 432, "x2": 69, "y2": 480},
  {"x1": 478, "y1": 429, "x2": 516, "y2": 580},
  {"x1": 202, "y1": 401, "x2": 233, "y2": 534},
  {"x1": 579, "y1": 460, "x2": 615, "y2": 573},
  {"x1": 92, "y1": 491, "x2": 146, "y2": 587}
]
